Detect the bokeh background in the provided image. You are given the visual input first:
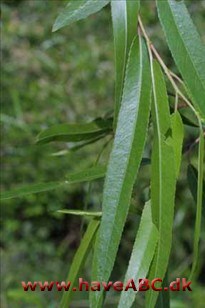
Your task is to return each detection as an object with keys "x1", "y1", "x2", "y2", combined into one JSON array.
[{"x1": 1, "y1": 0, "x2": 205, "y2": 307}]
